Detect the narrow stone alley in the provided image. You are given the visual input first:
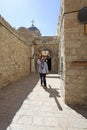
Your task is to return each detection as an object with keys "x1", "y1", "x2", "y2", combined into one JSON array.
[{"x1": 0, "y1": 73, "x2": 87, "y2": 130}]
